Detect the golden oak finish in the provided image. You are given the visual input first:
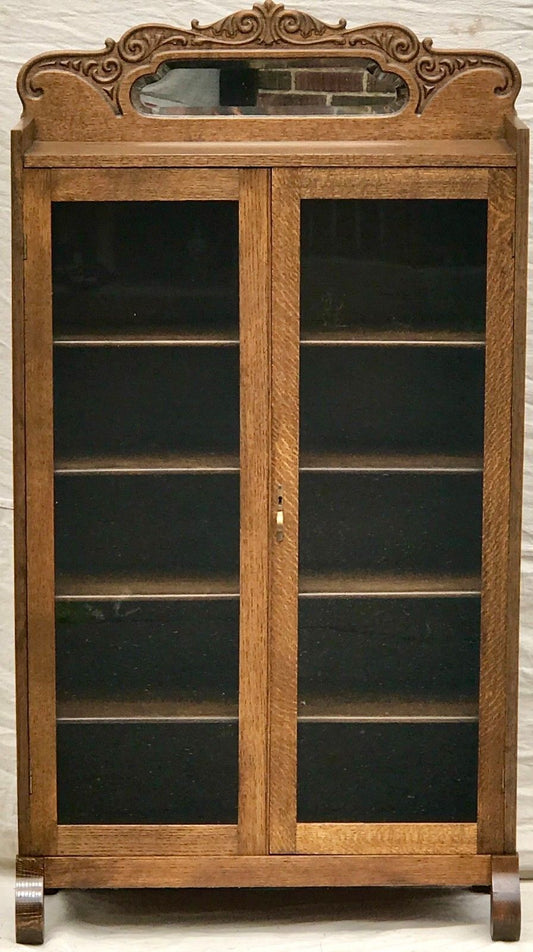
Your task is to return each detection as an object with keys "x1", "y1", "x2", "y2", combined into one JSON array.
[
  {"x1": 297, "y1": 167, "x2": 489, "y2": 199},
  {"x1": 23, "y1": 170, "x2": 57, "y2": 856},
  {"x1": 296, "y1": 824, "x2": 478, "y2": 856},
  {"x1": 269, "y1": 169, "x2": 300, "y2": 854},
  {"x1": 43, "y1": 854, "x2": 493, "y2": 890},
  {"x1": 491, "y1": 855, "x2": 521, "y2": 941},
  {"x1": 15, "y1": 856, "x2": 44, "y2": 945},
  {"x1": 24, "y1": 139, "x2": 516, "y2": 169},
  {"x1": 16, "y1": 2, "x2": 521, "y2": 141},
  {"x1": 238, "y1": 168, "x2": 271, "y2": 854},
  {"x1": 12, "y1": 117, "x2": 35, "y2": 857},
  {"x1": 57, "y1": 825, "x2": 239, "y2": 855},
  {"x1": 268, "y1": 165, "x2": 518, "y2": 863},
  {"x1": 12, "y1": 6, "x2": 528, "y2": 942},
  {"x1": 51, "y1": 168, "x2": 239, "y2": 201},
  {"x1": 477, "y1": 169, "x2": 516, "y2": 855},
  {"x1": 19, "y1": 167, "x2": 268, "y2": 862},
  {"x1": 503, "y1": 116, "x2": 529, "y2": 854}
]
